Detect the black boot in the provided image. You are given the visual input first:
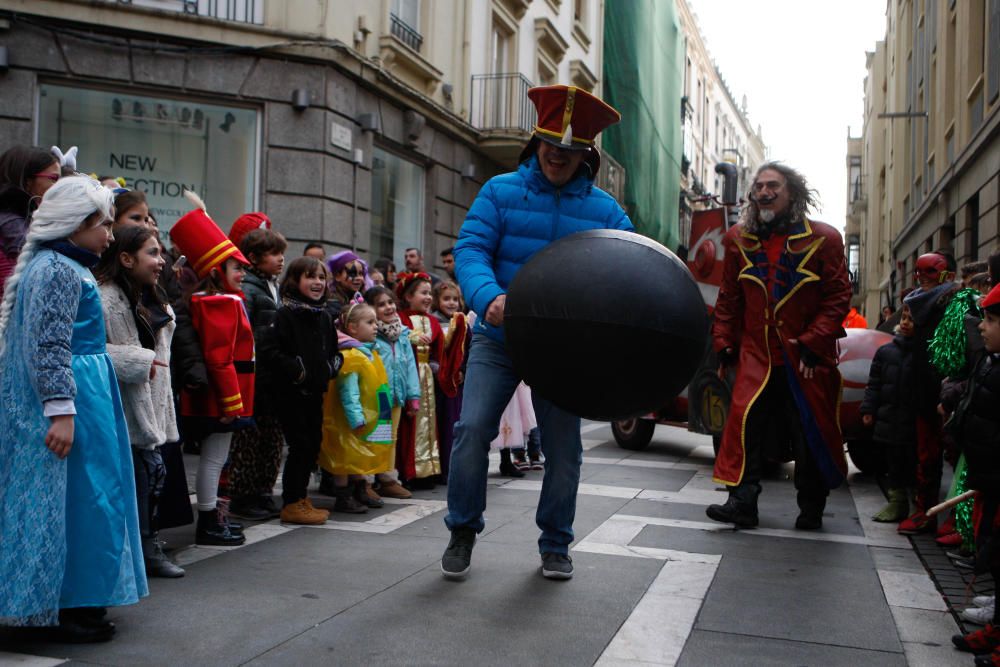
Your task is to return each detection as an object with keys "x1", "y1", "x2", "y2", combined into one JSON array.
[
  {"x1": 332, "y1": 484, "x2": 368, "y2": 514},
  {"x1": 795, "y1": 491, "x2": 826, "y2": 530},
  {"x1": 143, "y1": 534, "x2": 185, "y2": 578},
  {"x1": 196, "y1": 509, "x2": 245, "y2": 546},
  {"x1": 318, "y1": 470, "x2": 338, "y2": 497},
  {"x1": 706, "y1": 483, "x2": 760, "y2": 528},
  {"x1": 499, "y1": 449, "x2": 526, "y2": 478}
]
